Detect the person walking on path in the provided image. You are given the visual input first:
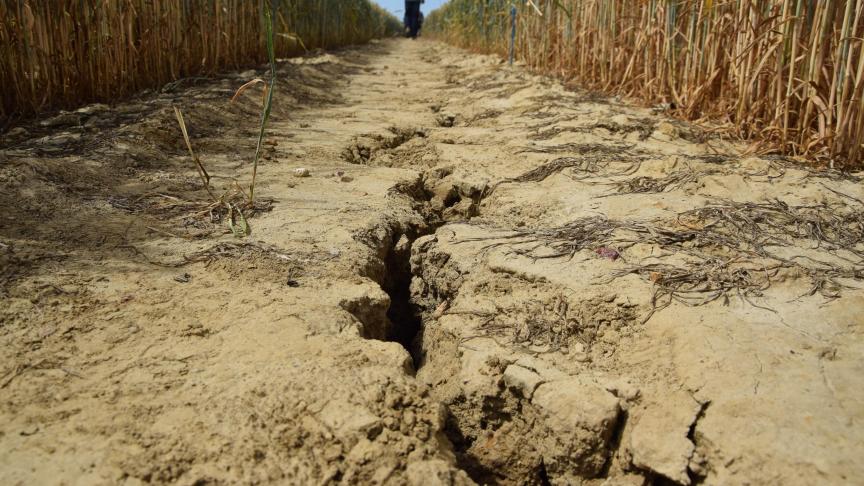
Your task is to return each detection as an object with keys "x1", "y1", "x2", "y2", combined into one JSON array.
[{"x1": 404, "y1": 0, "x2": 424, "y2": 39}]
